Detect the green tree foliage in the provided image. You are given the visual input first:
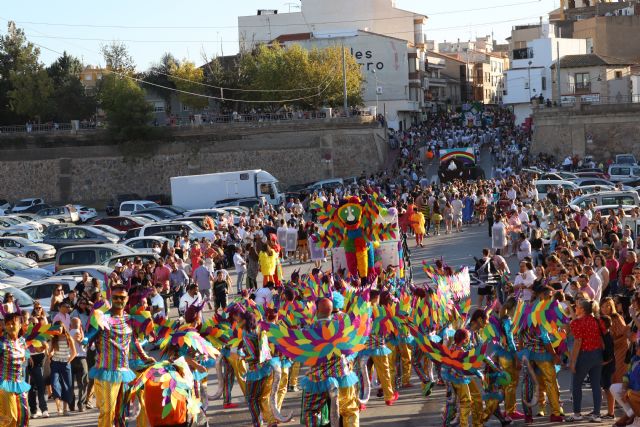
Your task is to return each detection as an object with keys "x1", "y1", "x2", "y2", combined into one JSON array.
[
  {"x1": 98, "y1": 74, "x2": 152, "y2": 139},
  {"x1": 47, "y1": 51, "x2": 96, "y2": 121},
  {"x1": 141, "y1": 53, "x2": 179, "y2": 113},
  {"x1": 169, "y1": 60, "x2": 209, "y2": 111},
  {"x1": 100, "y1": 41, "x2": 135, "y2": 74},
  {"x1": 8, "y1": 66, "x2": 53, "y2": 120},
  {"x1": 239, "y1": 43, "x2": 363, "y2": 110},
  {"x1": 0, "y1": 21, "x2": 47, "y2": 124}
]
